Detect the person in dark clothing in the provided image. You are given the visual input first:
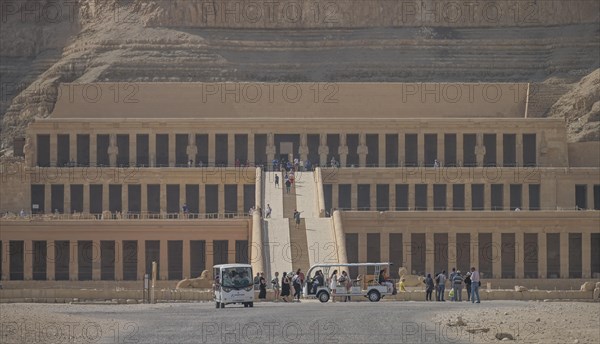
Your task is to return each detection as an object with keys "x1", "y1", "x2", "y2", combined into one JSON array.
[
  {"x1": 424, "y1": 273, "x2": 435, "y2": 301},
  {"x1": 281, "y1": 272, "x2": 290, "y2": 302},
  {"x1": 464, "y1": 272, "x2": 472, "y2": 301},
  {"x1": 311, "y1": 270, "x2": 324, "y2": 294},
  {"x1": 258, "y1": 273, "x2": 267, "y2": 299}
]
